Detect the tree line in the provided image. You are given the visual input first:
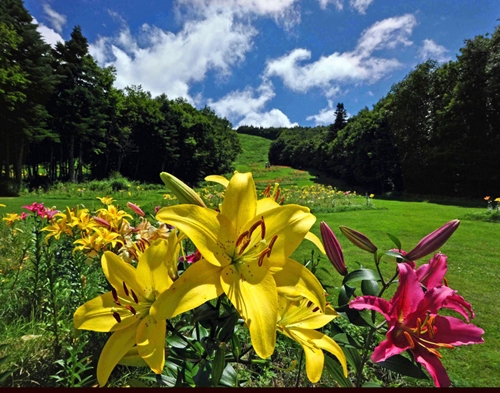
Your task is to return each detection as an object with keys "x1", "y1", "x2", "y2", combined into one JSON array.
[
  {"x1": 240, "y1": 22, "x2": 500, "y2": 199},
  {"x1": 0, "y1": 0, "x2": 241, "y2": 194}
]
